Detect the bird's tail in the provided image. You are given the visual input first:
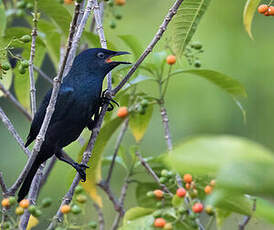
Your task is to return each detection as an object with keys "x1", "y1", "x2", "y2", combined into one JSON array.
[{"x1": 17, "y1": 157, "x2": 42, "y2": 202}]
